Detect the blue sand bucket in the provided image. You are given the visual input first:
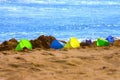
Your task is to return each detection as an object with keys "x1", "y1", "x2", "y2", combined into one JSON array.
[
  {"x1": 106, "y1": 36, "x2": 114, "y2": 43},
  {"x1": 85, "y1": 39, "x2": 92, "y2": 45},
  {"x1": 50, "y1": 40, "x2": 64, "y2": 49}
]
